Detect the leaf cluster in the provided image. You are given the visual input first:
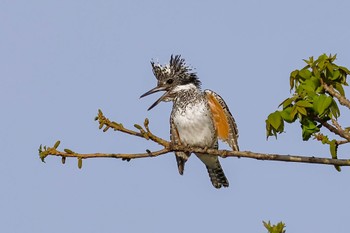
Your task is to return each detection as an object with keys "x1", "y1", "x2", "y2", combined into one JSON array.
[
  {"x1": 38, "y1": 141, "x2": 83, "y2": 168},
  {"x1": 263, "y1": 221, "x2": 286, "y2": 233},
  {"x1": 266, "y1": 54, "x2": 350, "y2": 170}
]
